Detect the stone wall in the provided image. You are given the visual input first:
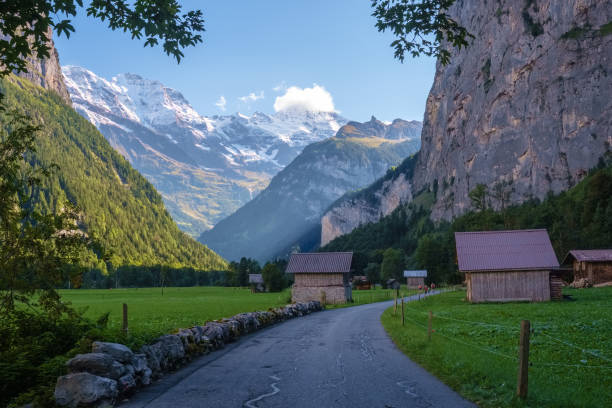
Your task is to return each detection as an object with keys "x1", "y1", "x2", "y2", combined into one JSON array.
[{"x1": 54, "y1": 301, "x2": 323, "y2": 407}]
